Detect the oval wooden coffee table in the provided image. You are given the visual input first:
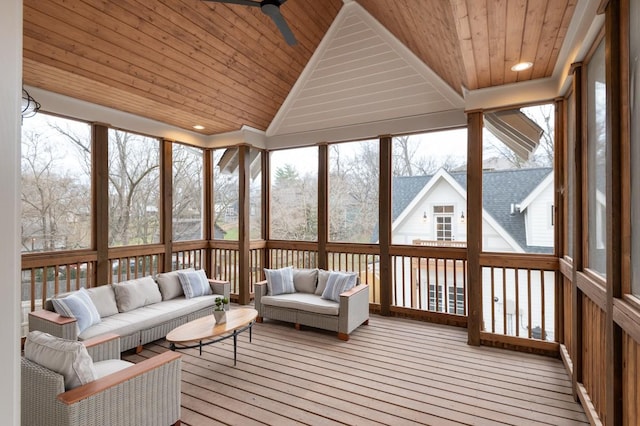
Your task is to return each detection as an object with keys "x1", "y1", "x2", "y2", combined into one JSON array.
[{"x1": 166, "y1": 308, "x2": 258, "y2": 365}]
